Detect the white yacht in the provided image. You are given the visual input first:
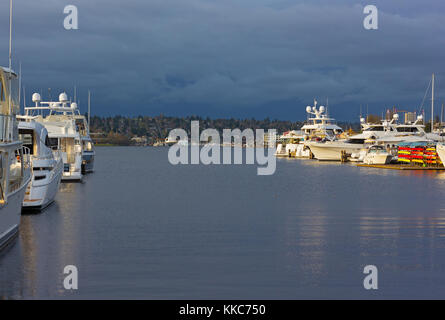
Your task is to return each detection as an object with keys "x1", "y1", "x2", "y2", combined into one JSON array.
[
  {"x1": 23, "y1": 93, "x2": 83, "y2": 181},
  {"x1": 275, "y1": 130, "x2": 307, "y2": 158},
  {"x1": 165, "y1": 136, "x2": 179, "y2": 145},
  {"x1": 306, "y1": 114, "x2": 433, "y2": 161},
  {"x1": 17, "y1": 119, "x2": 63, "y2": 209},
  {"x1": 300, "y1": 100, "x2": 345, "y2": 140},
  {"x1": 275, "y1": 100, "x2": 344, "y2": 158},
  {"x1": 361, "y1": 145, "x2": 393, "y2": 165},
  {"x1": 0, "y1": 67, "x2": 32, "y2": 249}
]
